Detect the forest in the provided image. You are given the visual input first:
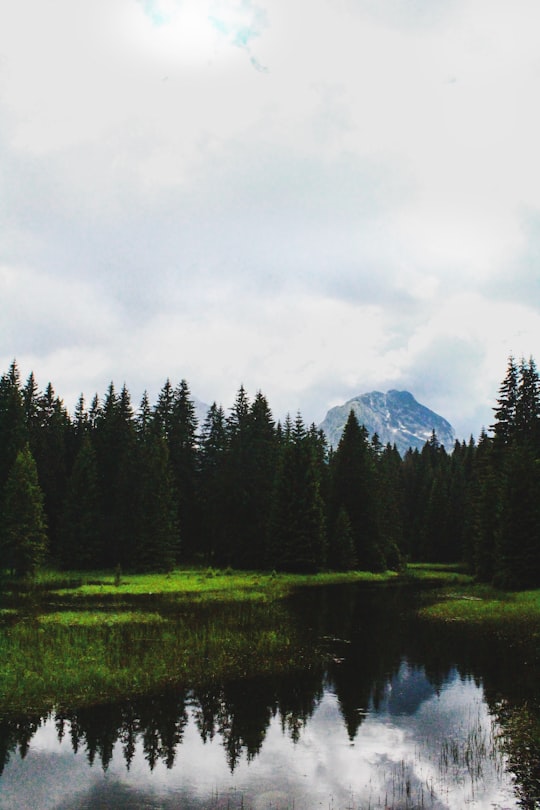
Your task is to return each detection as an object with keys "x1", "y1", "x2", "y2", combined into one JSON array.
[{"x1": 0, "y1": 356, "x2": 539, "y2": 588}]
